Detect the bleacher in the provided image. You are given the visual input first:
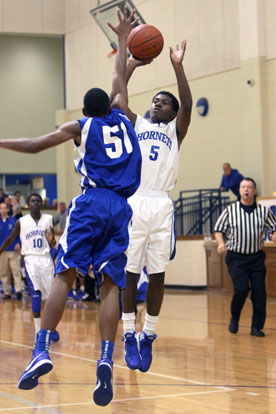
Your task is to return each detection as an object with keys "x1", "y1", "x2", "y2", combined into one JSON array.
[{"x1": 174, "y1": 189, "x2": 230, "y2": 236}]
